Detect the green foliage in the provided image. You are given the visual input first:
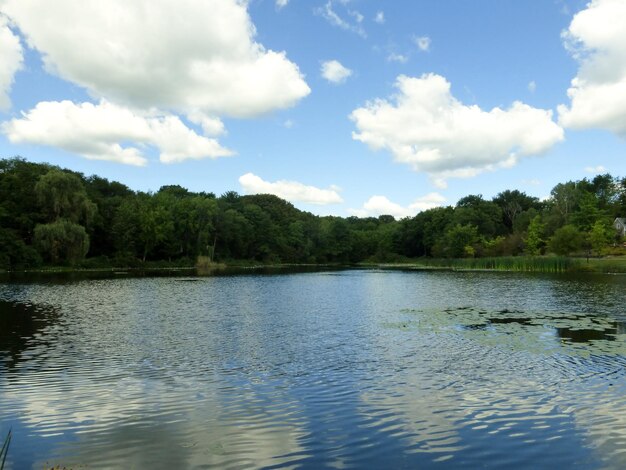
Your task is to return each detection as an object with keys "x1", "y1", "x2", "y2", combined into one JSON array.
[
  {"x1": 34, "y1": 219, "x2": 90, "y2": 265},
  {"x1": 0, "y1": 227, "x2": 42, "y2": 270},
  {"x1": 570, "y1": 191, "x2": 601, "y2": 231},
  {"x1": 1, "y1": 157, "x2": 626, "y2": 268},
  {"x1": 549, "y1": 182, "x2": 582, "y2": 225},
  {"x1": 589, "y1": 219, "x2": 614, "y2": 255},
  {"x1": 524, "y1": 216, "x2": 546, "y2": 255},
  {"x1": 454, "y1": 195, "x2": 504, "y2": 238},
  {"x1": 35, "y1": 169, "x2": 96, "y2": 224},
  {"x1": 548, "y1": 225, "x2": 583, "y2": 256},
  {"x1": 492, "y1": 190, "x2": 541, "y2": 230},
  {"x1": 434, "y1": 224, "x2": 480, "y2": 258}
]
